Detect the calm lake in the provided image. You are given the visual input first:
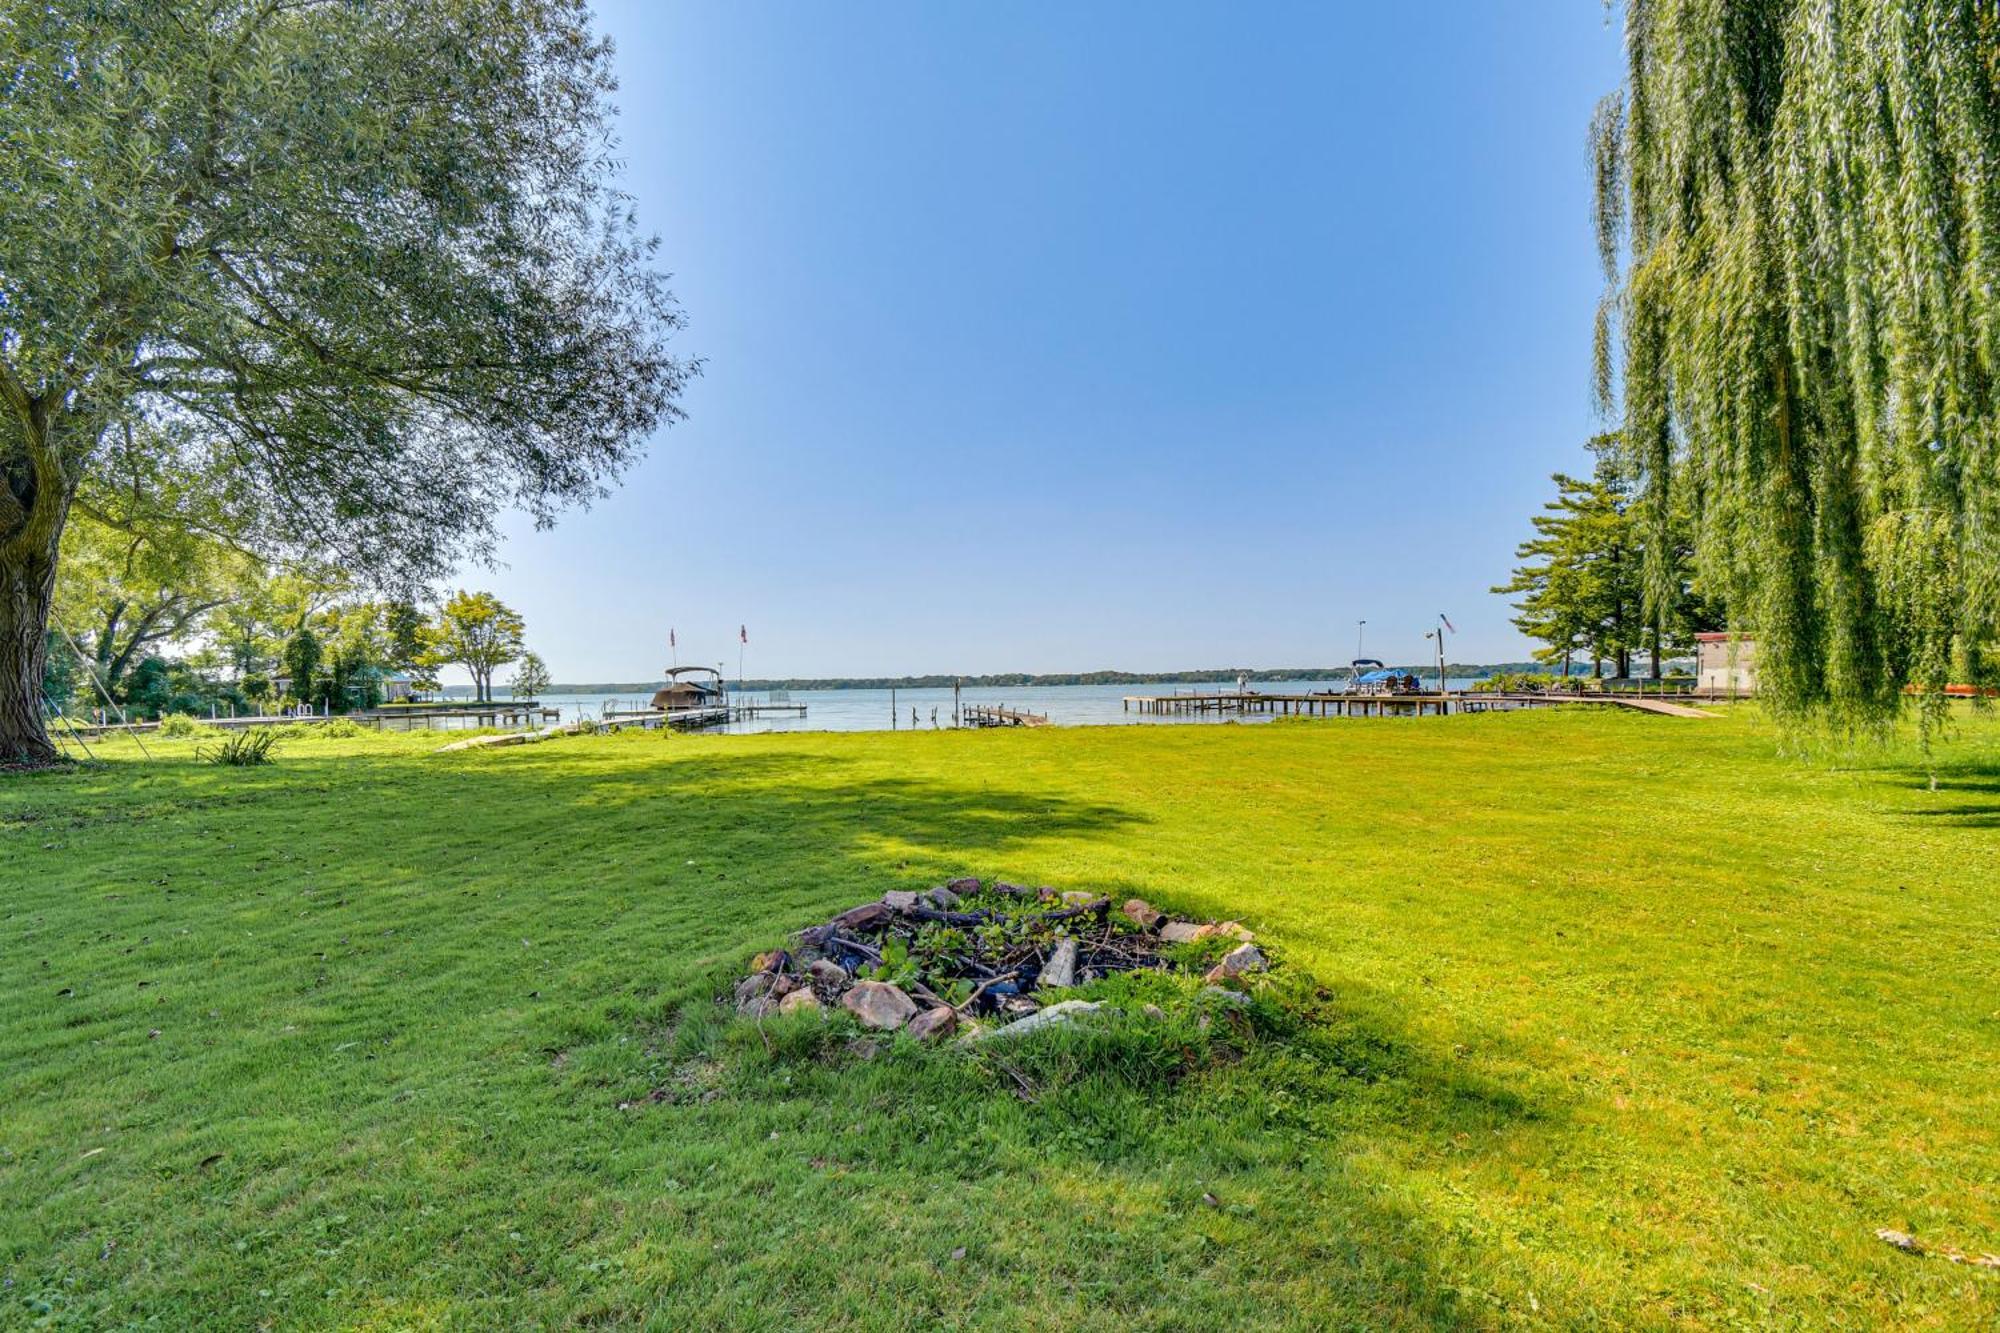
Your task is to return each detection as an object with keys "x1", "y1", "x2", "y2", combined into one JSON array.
[{"x1": 521, "y1": 678, "x2": 1486, "y2": 734}]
